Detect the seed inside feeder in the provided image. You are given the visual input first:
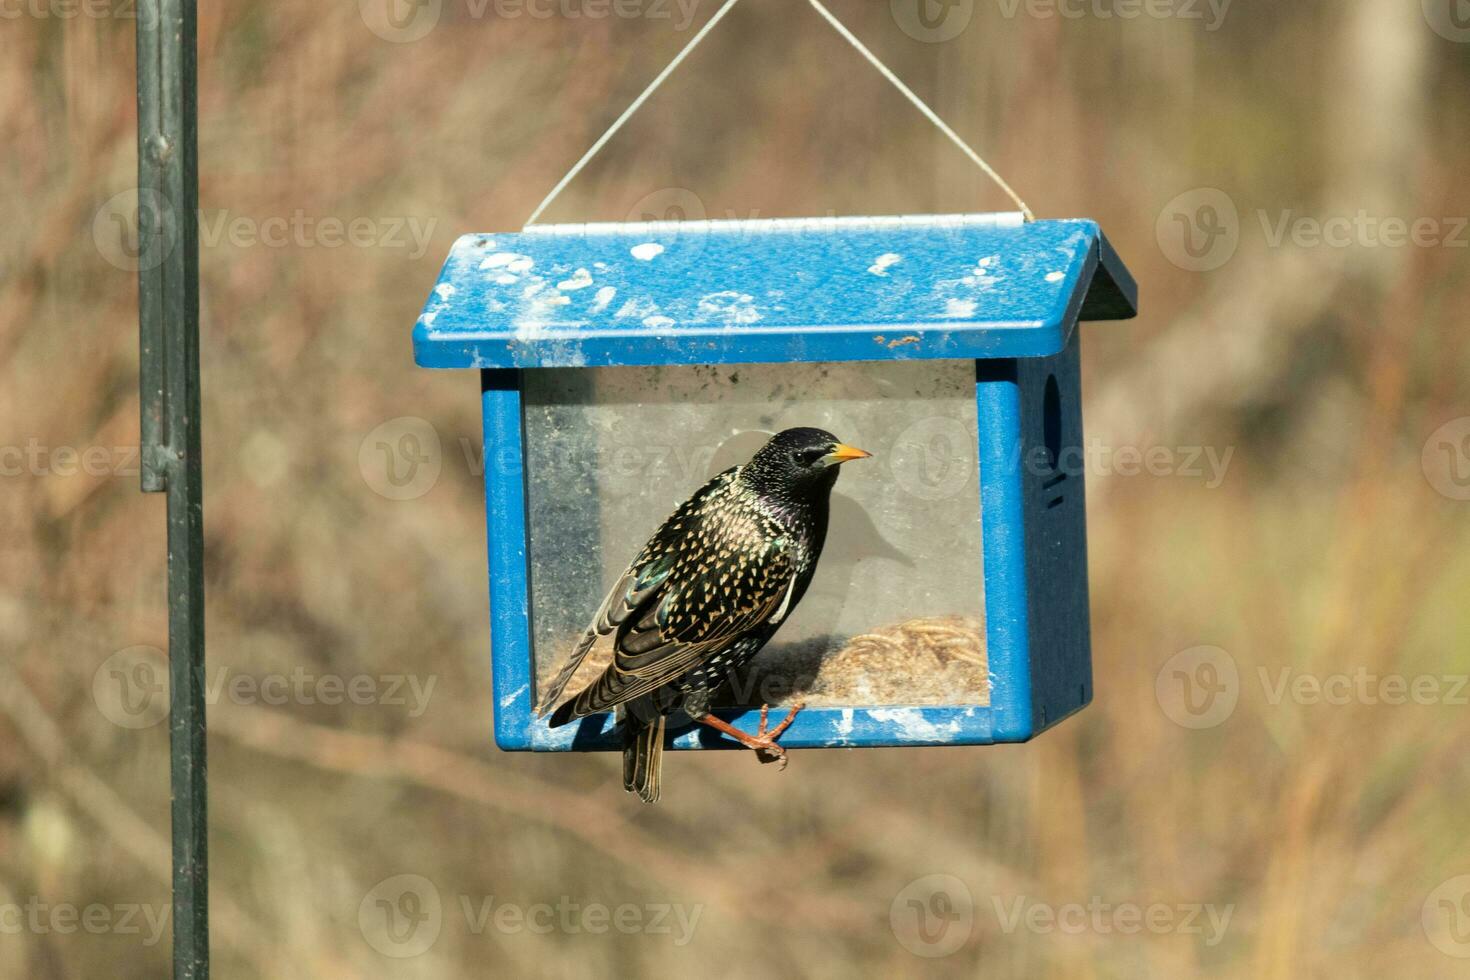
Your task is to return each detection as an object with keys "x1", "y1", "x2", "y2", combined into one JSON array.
[{"x1": 534, "y1": 615, "x2": 988, "y2": 713}]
